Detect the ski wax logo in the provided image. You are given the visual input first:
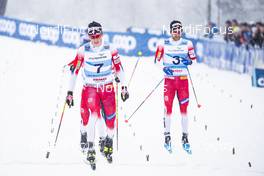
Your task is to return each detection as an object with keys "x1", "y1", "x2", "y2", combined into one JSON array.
[
  {"x1": 39, "y1": 26, "x2": 59, "y2": 44},
  {"x1": 257, "y1": 77, "x2": 264, "y2": 87},
  {"x1": 112, "y1": 35, "x2": 136, "y2": 53},
  {"x1": 19, "y1": 23, "x2": 38, "y2": 40},
  {"x1": 0, "y1": 18, "x2": 16, "y2": 36},
  {"x1": 148, "y1": 37, "x2": 164, "y2": 53}
]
